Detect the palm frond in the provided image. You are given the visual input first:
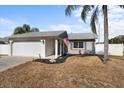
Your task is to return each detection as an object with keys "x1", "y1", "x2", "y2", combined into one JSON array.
[
  {"x1": 91, "y1": 5, "x2": 95, "y2": 8},
  {"x1": 65, "y1": 5, "x2": 79, "y2": 16},
  {"x1": 119, "y1": 5, "x2": 124, "y2": 9},
  {"x1": 90, "y1": 6, "x2": 98, "y2": 34},
  {"x1": 102, "y1": 5, "x2": 107, "y2": 16},
  {"x1": 81, "y1": 5, "x2": 94, "y2": 23}
]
